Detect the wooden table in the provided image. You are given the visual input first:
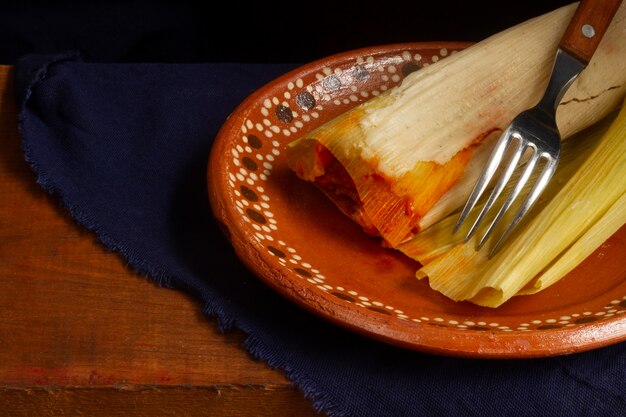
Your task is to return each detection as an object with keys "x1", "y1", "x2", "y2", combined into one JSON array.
[{"x1": 0, "y1": 65, "x2": 321, "y2": 416}]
